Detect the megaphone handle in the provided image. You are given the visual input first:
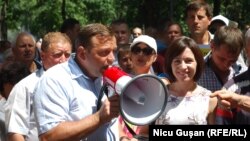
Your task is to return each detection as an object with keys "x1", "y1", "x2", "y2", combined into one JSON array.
[
  {"x1": 123, "y1": 121, "x2": 149, "y2": 141},
  {"x1": 97, "y1": 84, "x2": 109, "y2": 111}
]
